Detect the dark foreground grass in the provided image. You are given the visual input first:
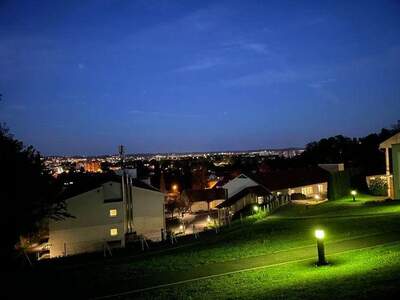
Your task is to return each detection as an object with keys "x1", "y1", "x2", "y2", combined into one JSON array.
[
  {"x1": 135, "y1": 242, "x2": 400, "y2": 300},
  {"x1": 15, "y1": 196, "x2": 400, "y2": 299}
]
